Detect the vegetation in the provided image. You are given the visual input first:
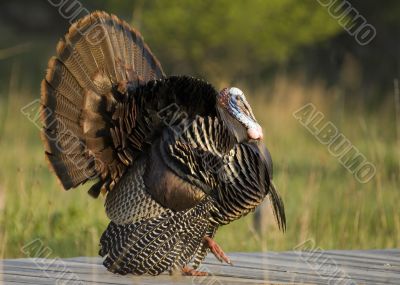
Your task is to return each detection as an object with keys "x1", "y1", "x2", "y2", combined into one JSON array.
[
  {"x1": 1, "y1": 0, "x2": 399, "y2": 97},
  {"x1": 0, "y1": 0, "x2": 398, "y2": 258}
]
